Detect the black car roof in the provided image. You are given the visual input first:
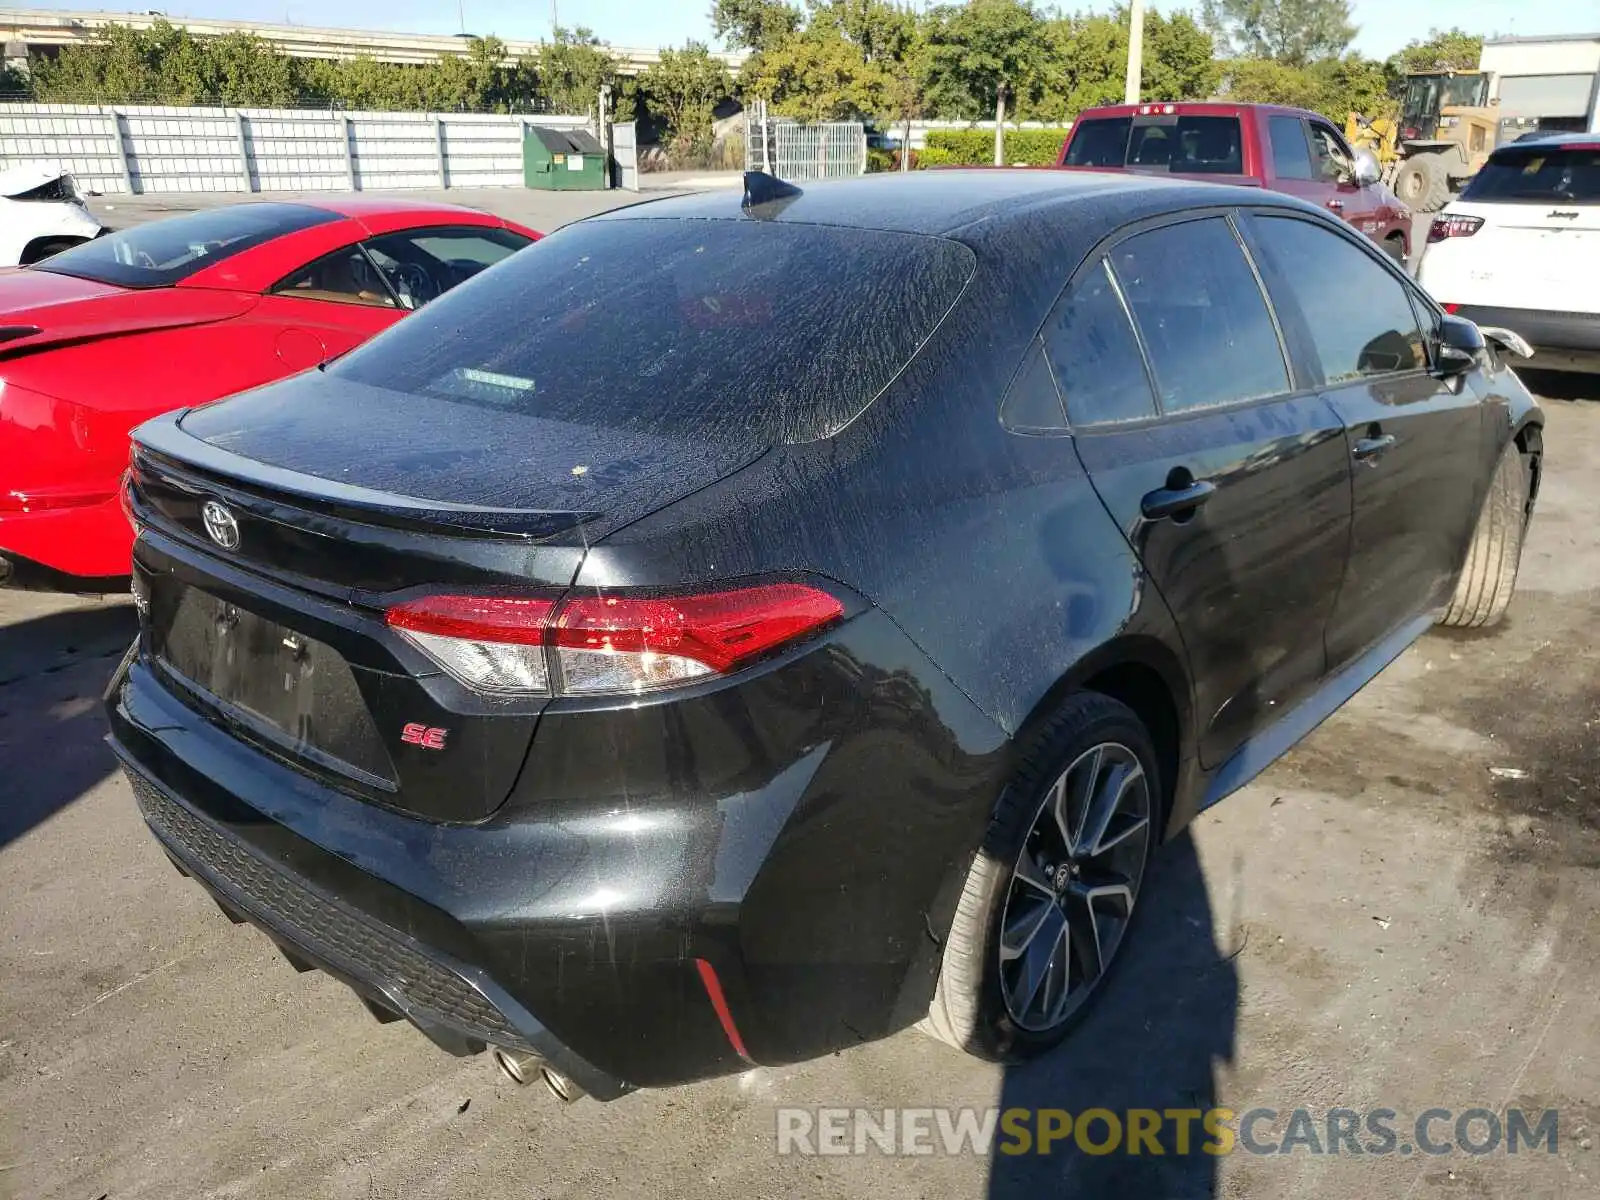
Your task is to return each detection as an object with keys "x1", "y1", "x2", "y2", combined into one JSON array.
[{"x1": 593, "y1": 169, "x2": 1308, "y2": 240}]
